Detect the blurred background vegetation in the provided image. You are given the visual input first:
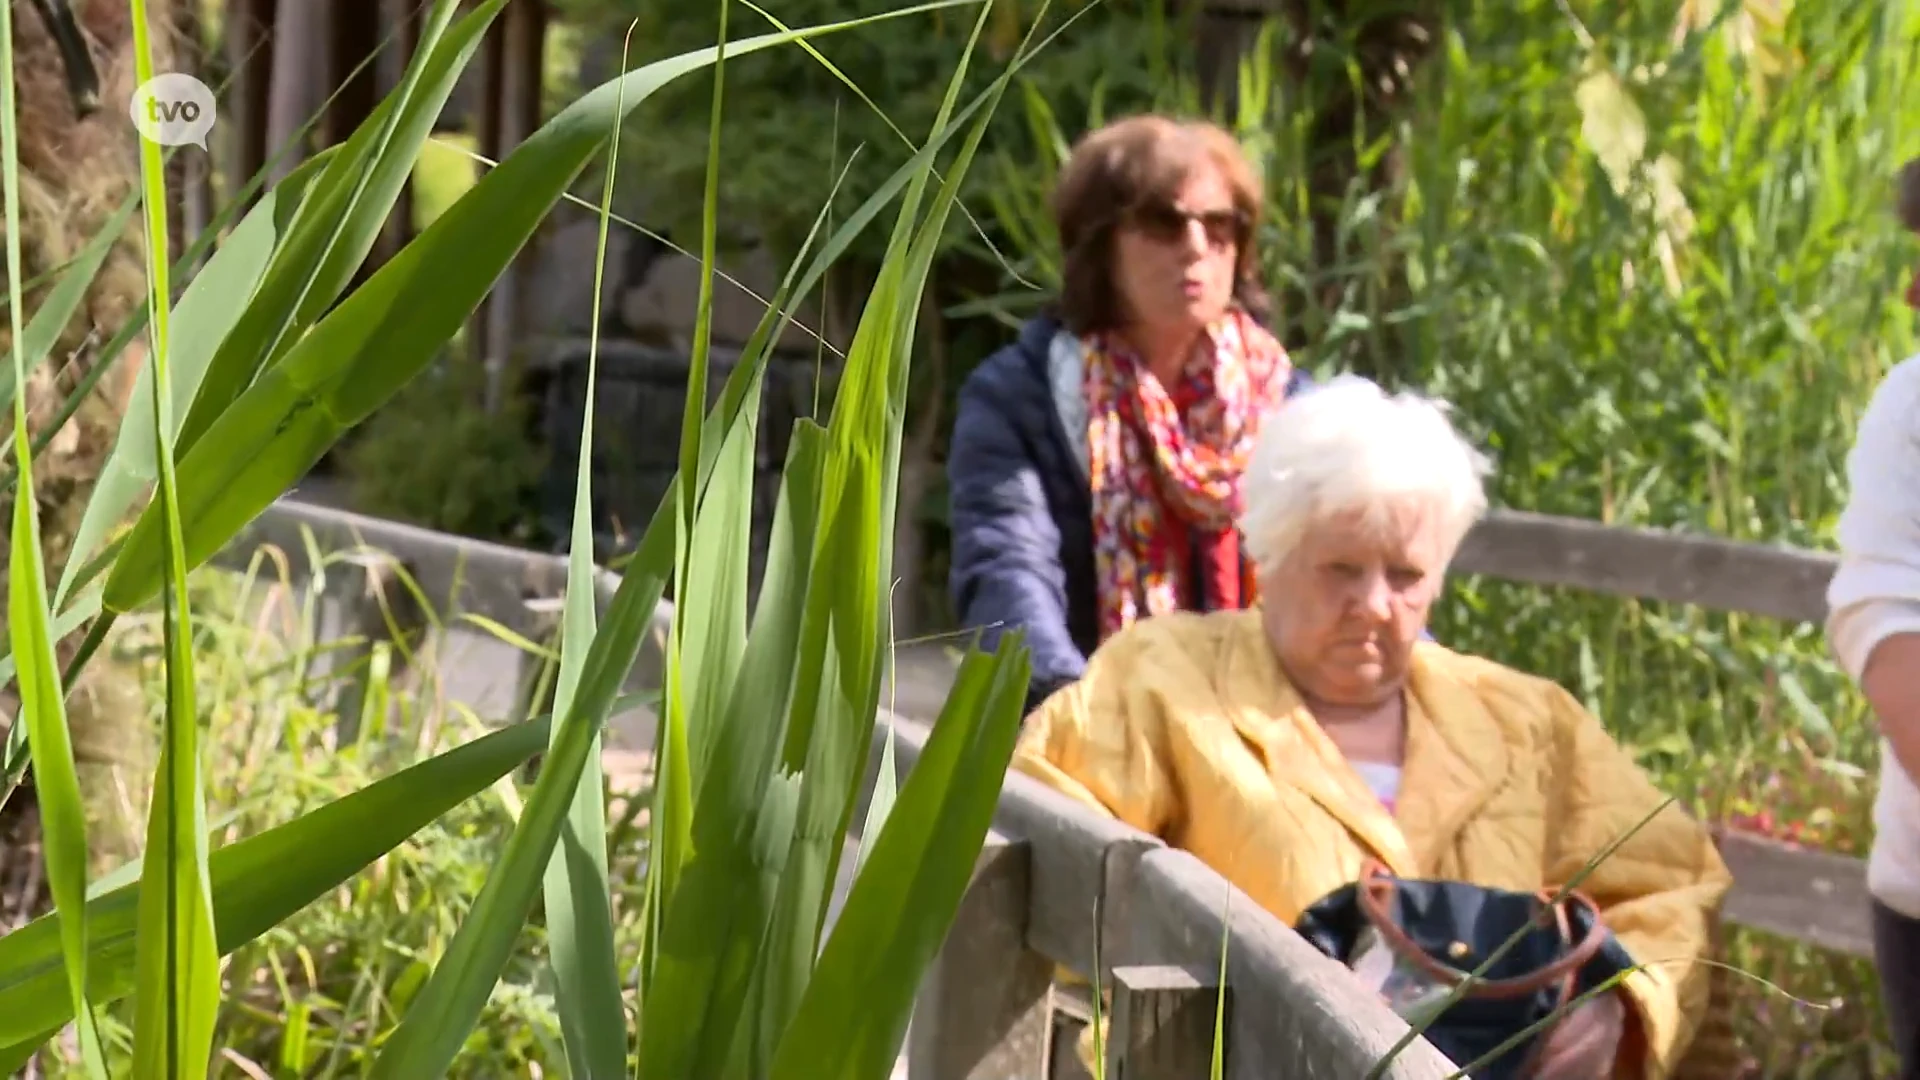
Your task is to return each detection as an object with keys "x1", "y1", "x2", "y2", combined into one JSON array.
[{"x1": 8, "y1": 0, "x2": 1916, "y2": 1073}]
